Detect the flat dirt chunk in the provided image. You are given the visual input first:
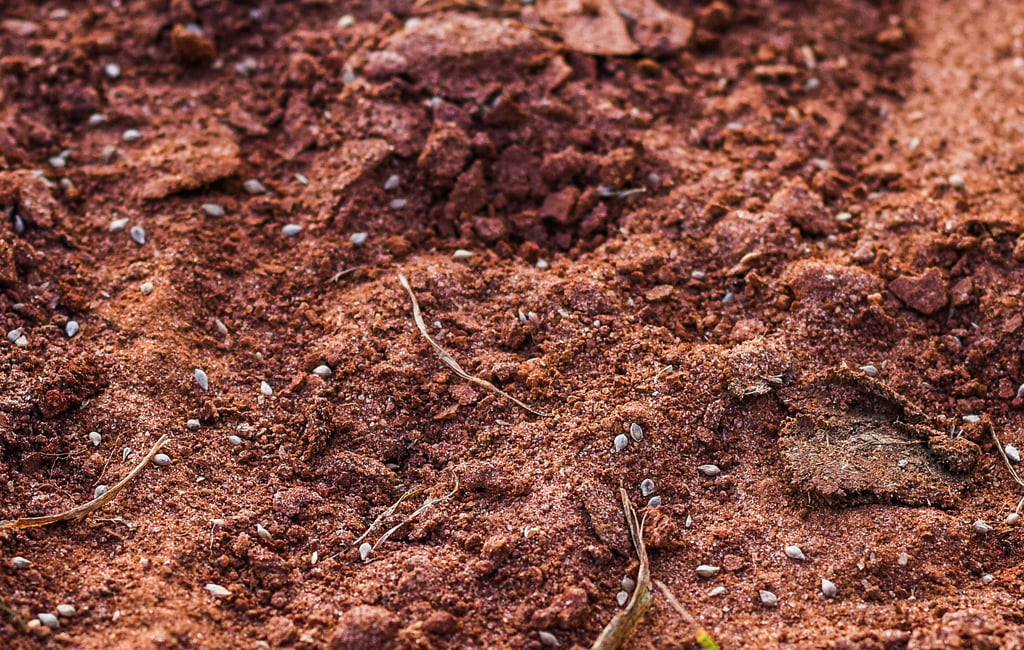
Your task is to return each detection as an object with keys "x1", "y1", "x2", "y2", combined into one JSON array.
[{"x1": 133, "y1": 128, "x2": 240, "y2": 200}]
